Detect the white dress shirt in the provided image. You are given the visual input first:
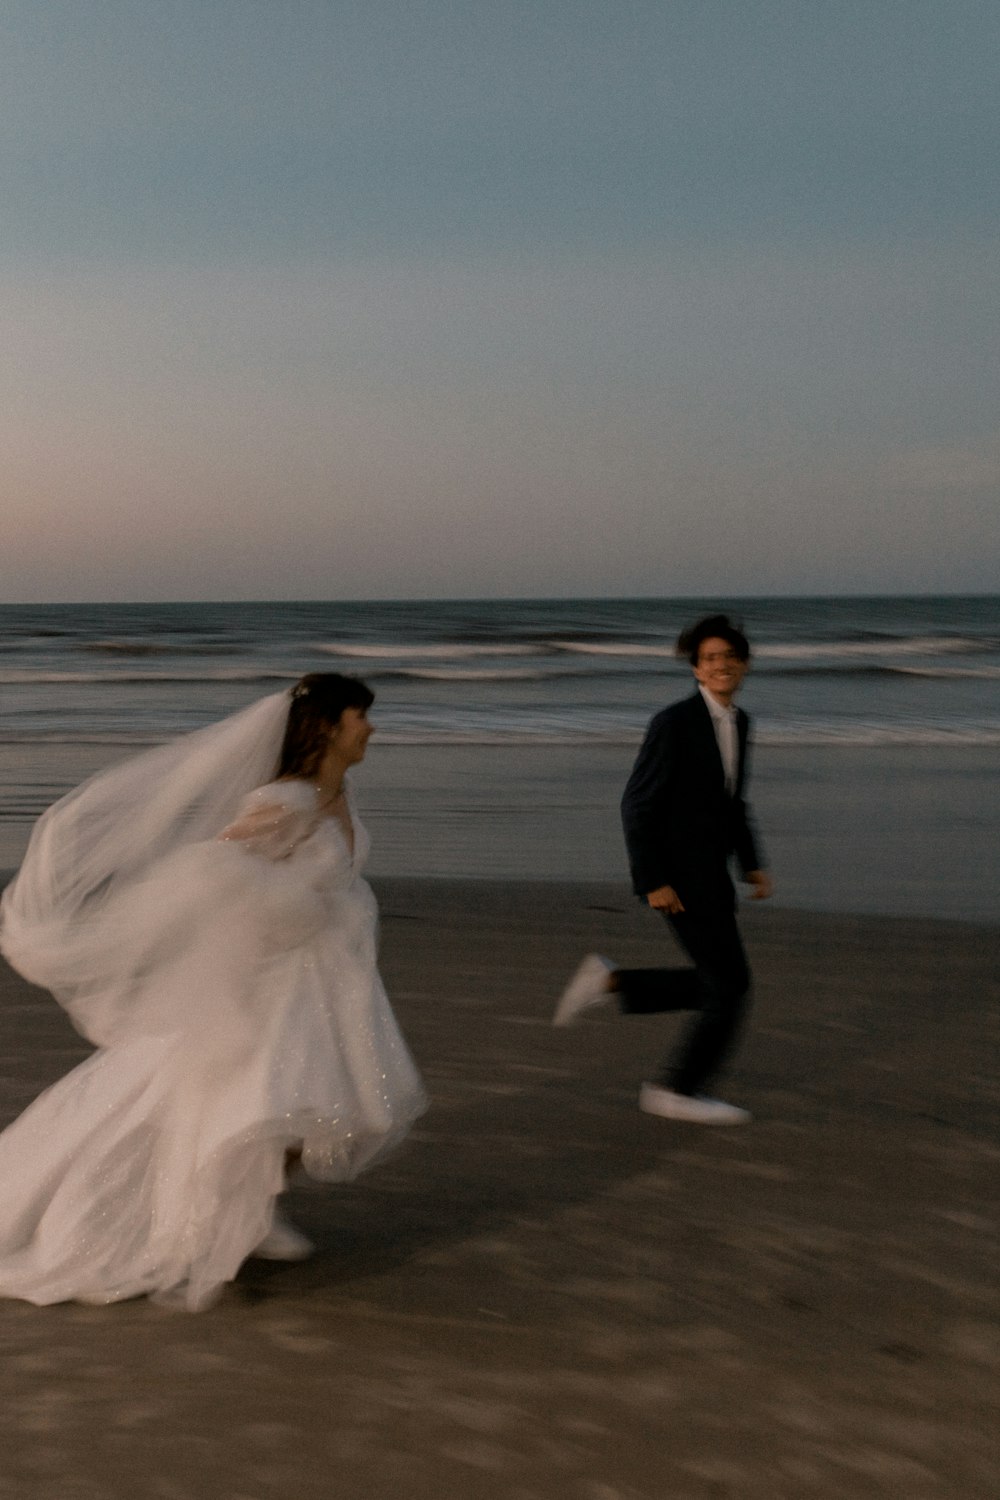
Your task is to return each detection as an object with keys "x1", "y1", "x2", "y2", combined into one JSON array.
[{"x1": 699, "y1": 686, "x2": 738, "y2": 796}]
